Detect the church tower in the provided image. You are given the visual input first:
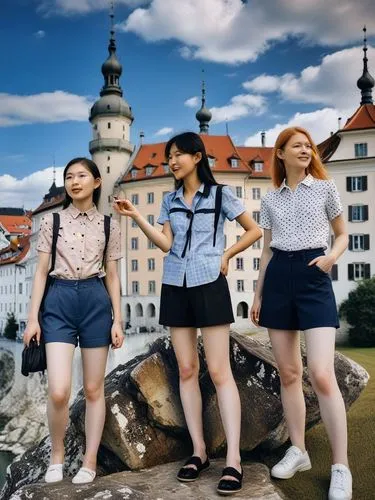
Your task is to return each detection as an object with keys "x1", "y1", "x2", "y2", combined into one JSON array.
[{"x1": 89, "y1": 4, "x2": 134, "y2": 214}]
